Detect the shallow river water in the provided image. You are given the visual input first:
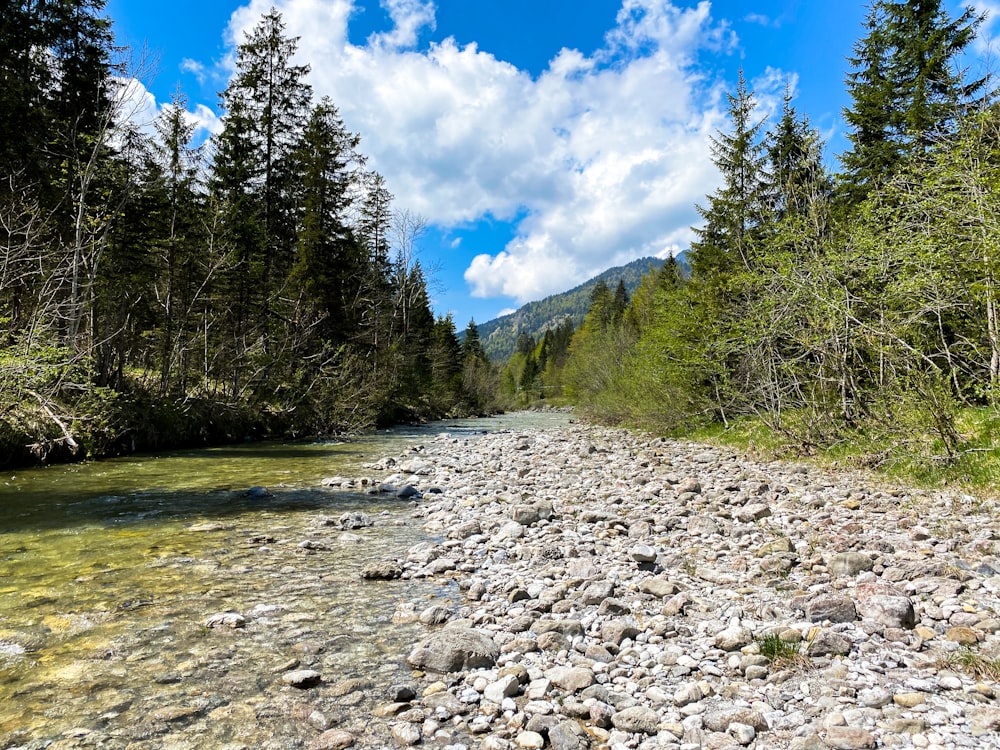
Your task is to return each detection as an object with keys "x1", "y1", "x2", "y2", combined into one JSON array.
[{"x1": 0, "y1": 411, "x2": 570, "y2": 750}]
